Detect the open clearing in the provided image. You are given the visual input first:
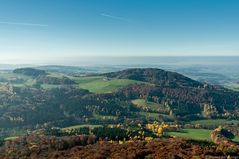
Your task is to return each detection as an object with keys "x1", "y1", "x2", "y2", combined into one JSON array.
[
  {"x1": 74, "y1": 76, "x2": 140, "y2": 93},
  {"x1": 190, "y1": 119, "x2": 239, "y2": 126},
  {"x1": 132, "y1": 99, "x2": 165, "y2": 111},
  {"x1": 167, "y1": 129, "x2": 212, "y2": 141},
  {"x1": 62, "y1": 124, "x2": 102, "y2": 130}
]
